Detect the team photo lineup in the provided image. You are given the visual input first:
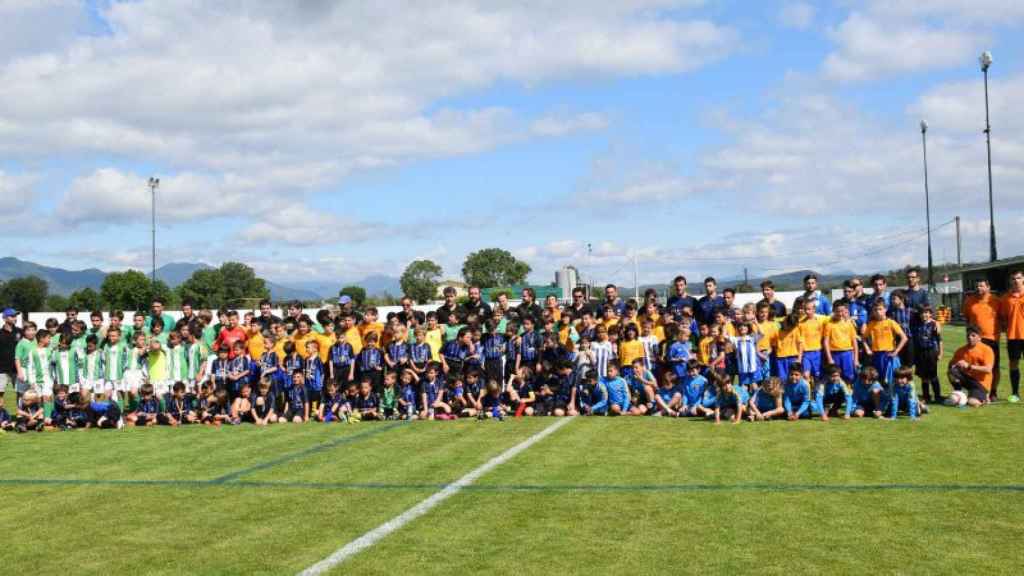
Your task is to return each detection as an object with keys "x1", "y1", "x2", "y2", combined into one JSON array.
[{"x1": 2, "y1": 265, "x2": 1015, "y2": 433}]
